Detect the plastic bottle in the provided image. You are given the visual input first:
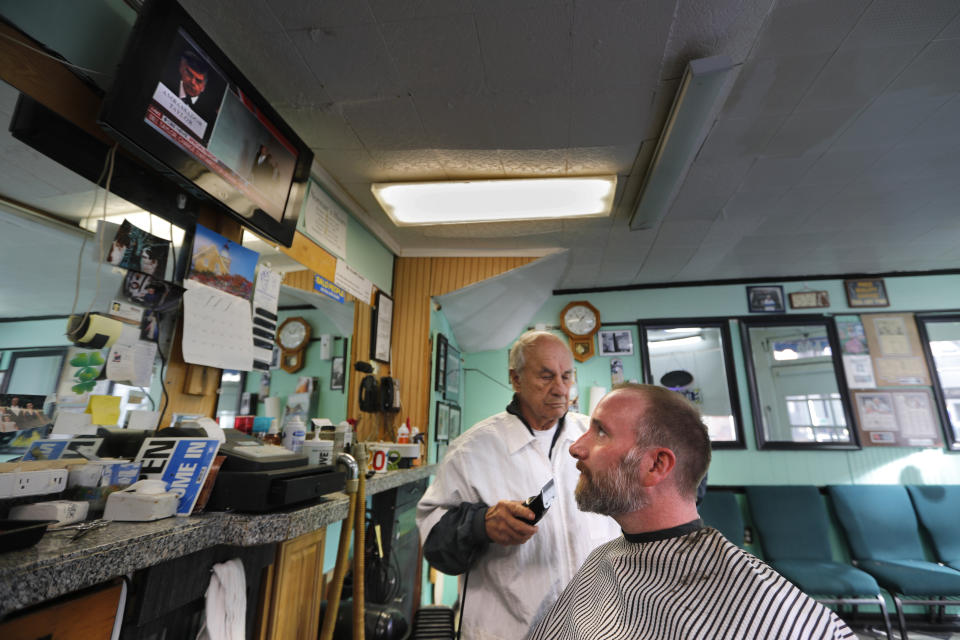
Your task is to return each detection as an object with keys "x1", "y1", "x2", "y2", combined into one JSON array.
[
  {"x1": 335, "y1": 420, "x2": 353, "y2": 455},
  {"x1": 397, "y1": 418, "x2": 411, "y2": 444},
  {"x1": 282, "y1": 417, "x2": 307, "y2": 453}
]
